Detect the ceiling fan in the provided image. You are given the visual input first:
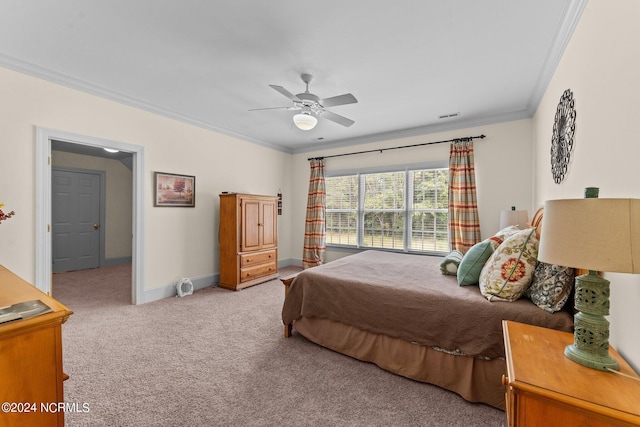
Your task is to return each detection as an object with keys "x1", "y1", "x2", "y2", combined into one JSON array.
[{"x1": 250, "y1": 74, "x2": 358, "y2": 130}]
